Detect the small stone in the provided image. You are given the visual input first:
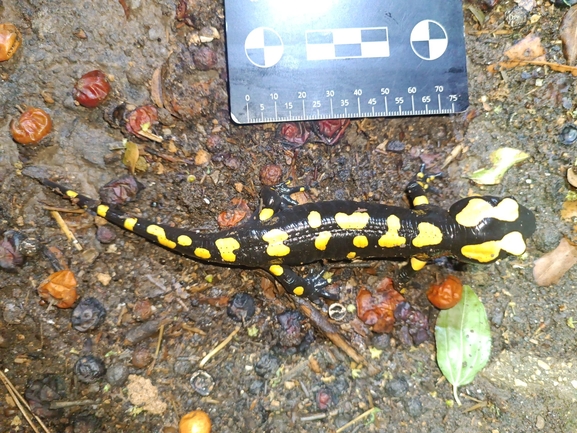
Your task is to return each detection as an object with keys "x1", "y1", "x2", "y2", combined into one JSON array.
[
  {"x1": 403, "y1": 397, "x2": 423, "y2": 418},
  {"x1": 385, "y1": 140, "x2": 406, "y2": 153},
  {"x1": 505, "y1": 6, "x2": 529, "y2": 29},
  {"x1": 106, "y1": 363, "x2": 129, "y2": 386},
  {"x1": 536, "y1": 415, "x2": 545, "y2": 429},
  {"x1": 385, "y1": 377, "x2": 409, "y2": 398}
]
